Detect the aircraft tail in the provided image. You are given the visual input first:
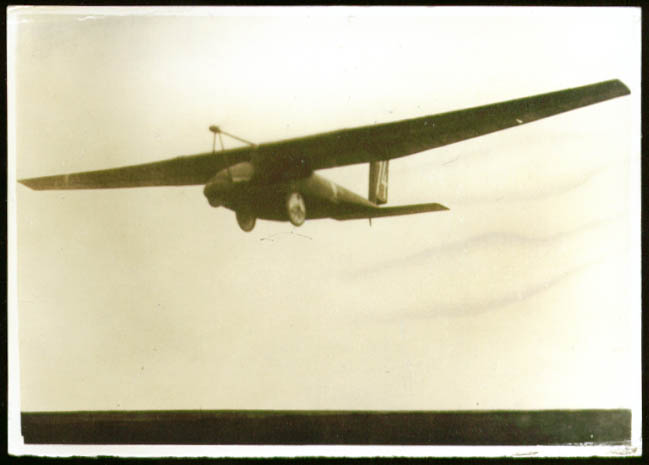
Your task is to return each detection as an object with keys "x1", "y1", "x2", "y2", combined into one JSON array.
[
  {"x1": 369, "y1": 160, "x2": 389, "y2": 205},
  {"x1": 334, "y1": 202, "x2": 449, "y2": 221}
]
